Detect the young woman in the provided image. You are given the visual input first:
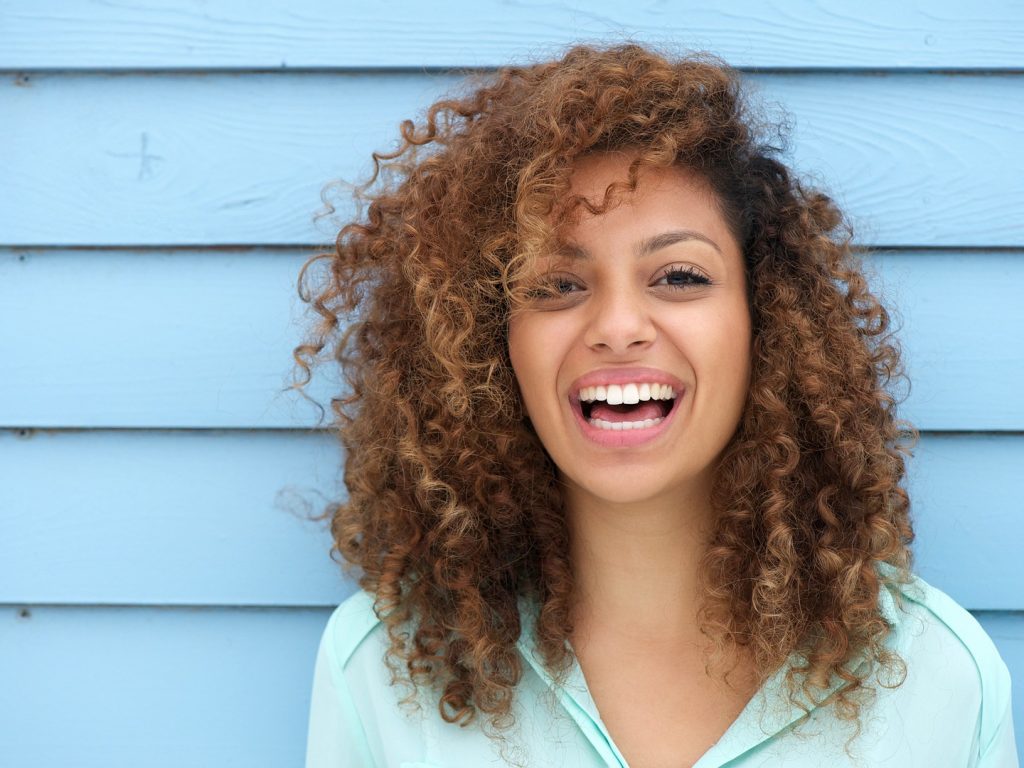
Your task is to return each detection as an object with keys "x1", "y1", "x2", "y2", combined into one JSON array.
[{"x1": 295, "y1": 43, "x2": 1017, "y2": 768}]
